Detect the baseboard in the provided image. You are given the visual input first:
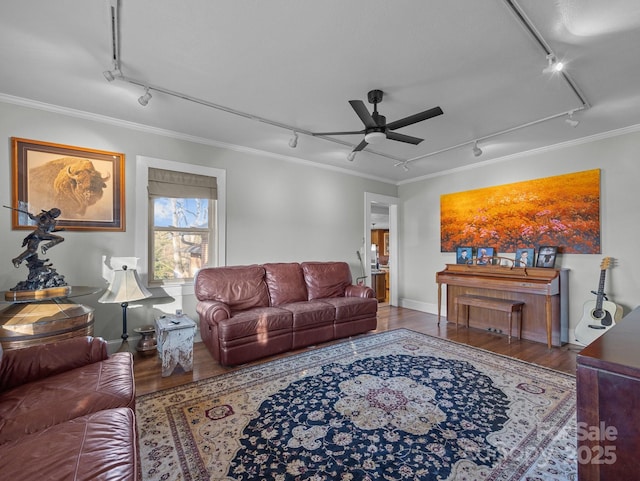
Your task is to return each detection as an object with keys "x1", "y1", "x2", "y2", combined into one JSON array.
[
  {"x1": 106, "y1": 332, "x2": 203, "y2": 355},
  {"x1": 399, "y1": 298, "x2": 443, "y2": 316}
]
